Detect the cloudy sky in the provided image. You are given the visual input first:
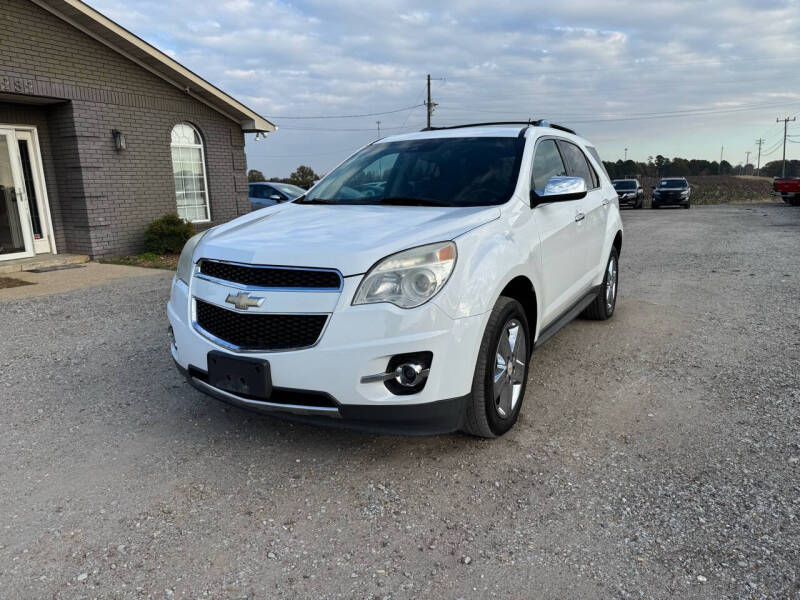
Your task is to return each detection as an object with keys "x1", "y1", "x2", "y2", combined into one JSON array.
[{"x1": 87, "y1": 0, "x2": 800, "y2": 177}]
